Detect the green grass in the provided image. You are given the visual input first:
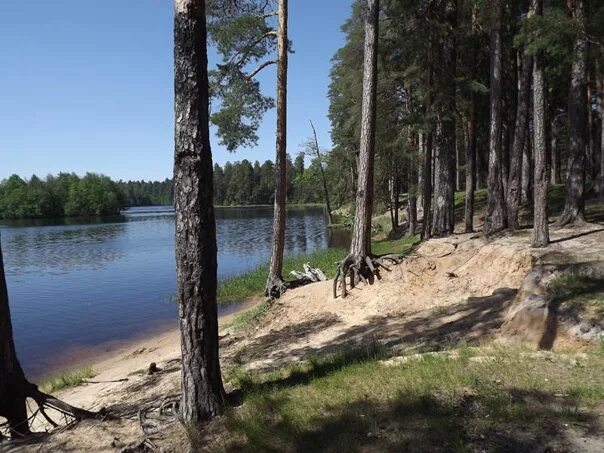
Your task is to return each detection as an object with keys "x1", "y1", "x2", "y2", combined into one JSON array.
[
  {"x1": 217, "y1": 235, "x2": 419, "y2": 305},
  {"x1": 213, "y1": 344, "x2": 604, "y2": 452},
  {"x1": 550, "y1": 274, "x2": 604, "y2": 319},
  {"x1": 227, "y1": 302, "x2": 272, "y2": 330},
  {"x1": 218, "y1": 248, "x2": 347, "y2": 304},
  {"x1": 39, "y1": 367, "x2": 95, "y2": 394}
]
